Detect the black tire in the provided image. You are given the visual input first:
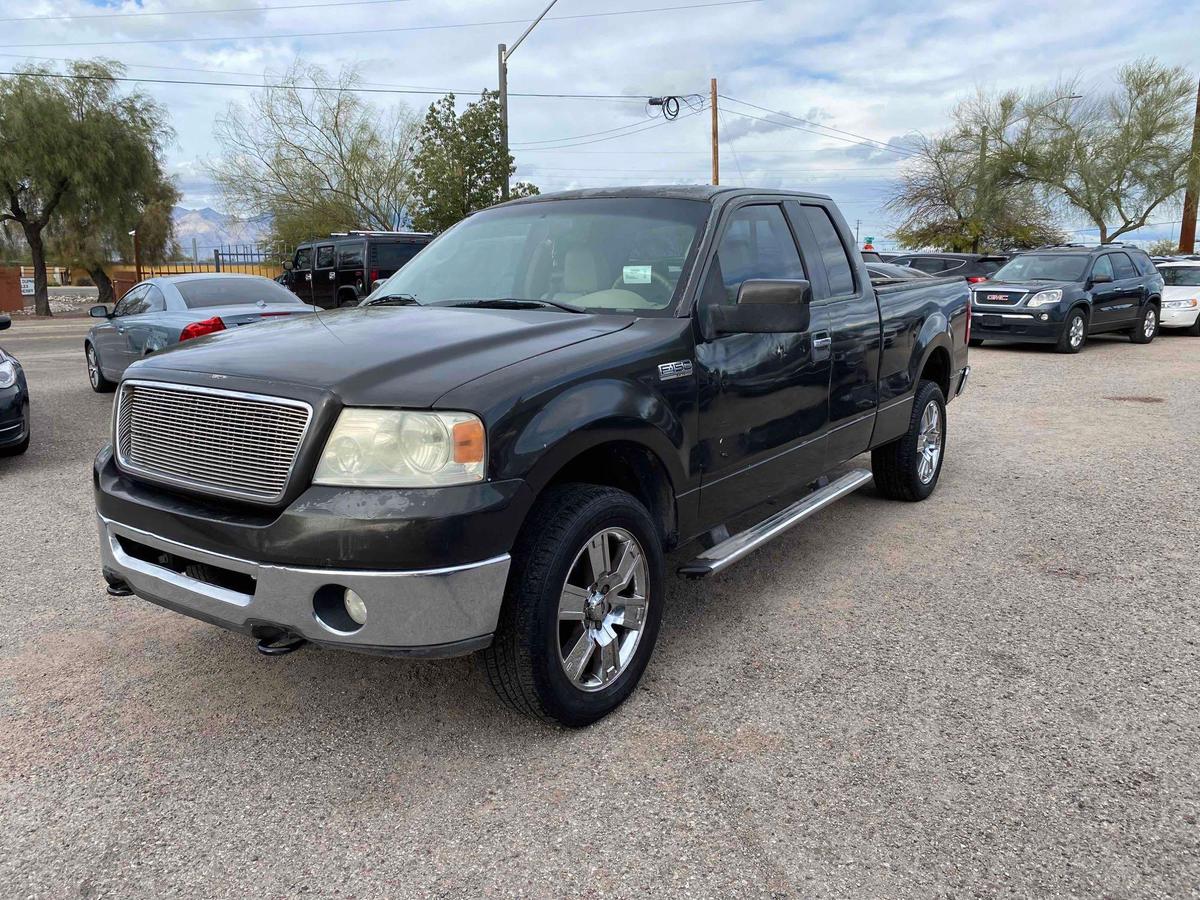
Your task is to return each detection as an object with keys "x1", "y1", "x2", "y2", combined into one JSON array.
[
  {"x1": 0, "y1": 403, "x2": 29, "y2": 456},
  {"x1": 480, "y1": 484, "x2": 665, "y2": 727},
  {"x1": 337, "y1": 291, "x2": 360, "y2": 309},
  {"x1": 1187, "y1": 316, "x2": 1200, "y2": 337},
  {"x1": 1130, "y1": 304, "x2": 1158, "y2": 344},
  {"x1": 1055, "y1": 309, "x2": 1087, "y2": 354},
  {"x1": 872, "y1": 380, "x2": 947, "y2": 502},
  {"x1": 86, "y1": 343, "x2": 116, "y2": 393},
  {"x1": 968, "y1": 338, "x2": 984, "y2": 348}
]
